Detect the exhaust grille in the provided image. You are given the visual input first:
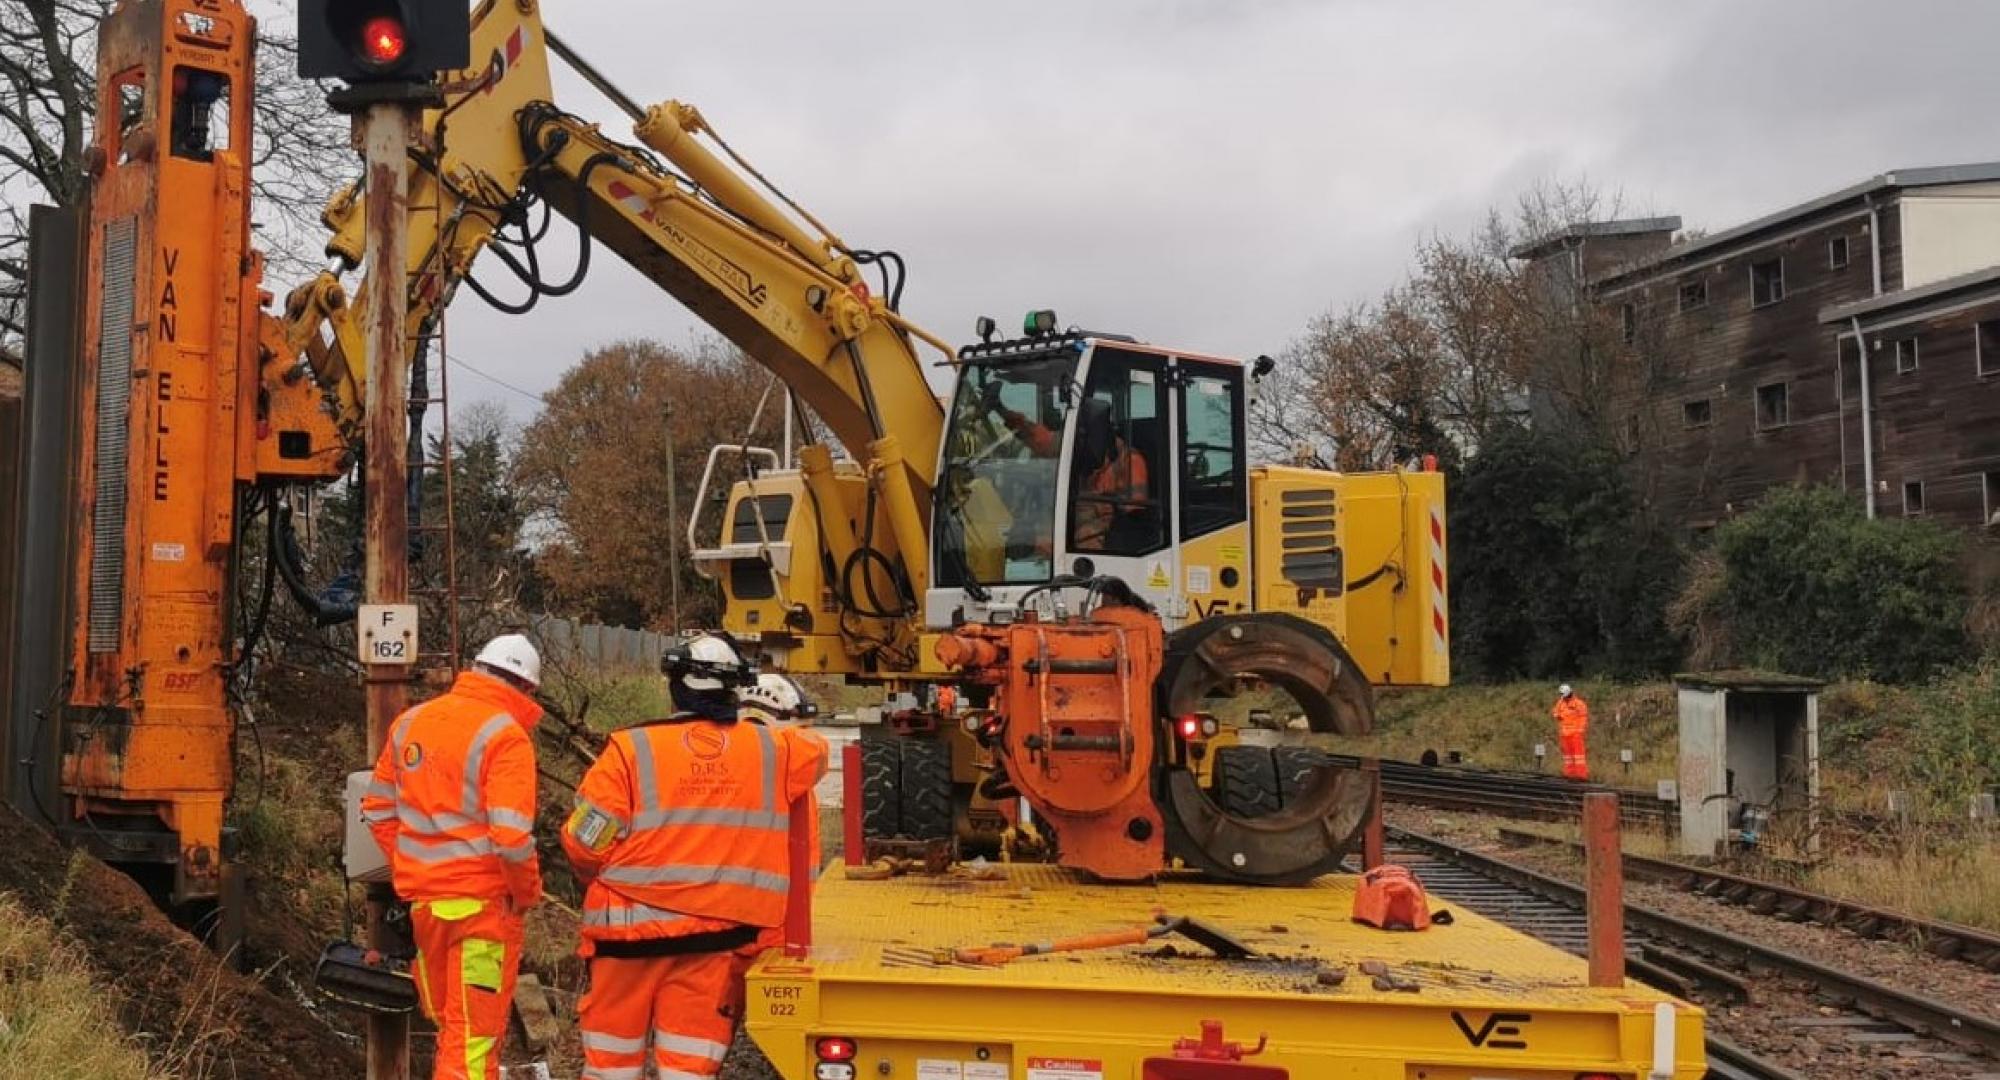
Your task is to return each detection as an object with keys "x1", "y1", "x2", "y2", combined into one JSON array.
[{"x1": 88, "y1": 216, "x2": 137, "y2": 654}]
